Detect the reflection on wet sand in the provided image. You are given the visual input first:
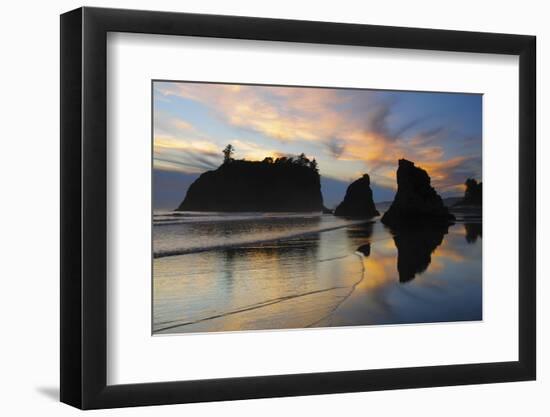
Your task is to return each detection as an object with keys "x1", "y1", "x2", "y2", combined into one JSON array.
[
  {"x1": 314, "y1": 221, "x2": 481, "y2": 328},
  {"x1": 356, "y1": 243, "x2": 371, "y2": 257},
  {"x1": 389, "y1": 224, "x2": 449, "y2": 283},
  {"x1": 464, "y1": 222, "x2": 482, "y2": 243},
  {"x1": 154, "y1": 216, "x2": 482, "y2": 334}
]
